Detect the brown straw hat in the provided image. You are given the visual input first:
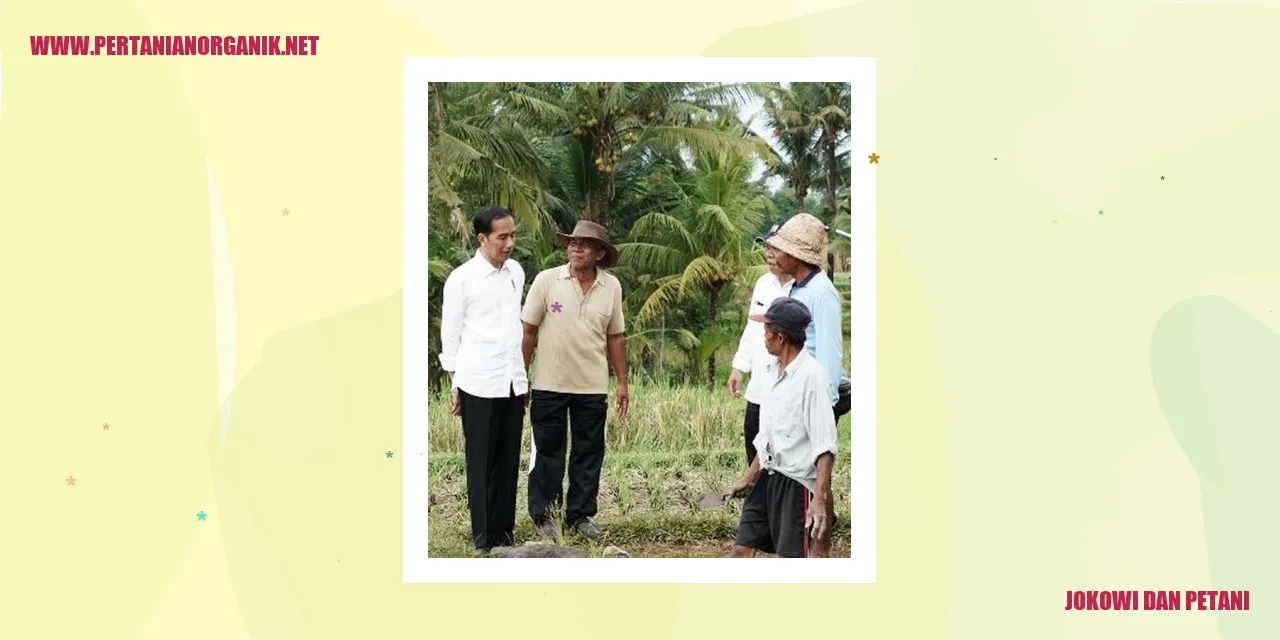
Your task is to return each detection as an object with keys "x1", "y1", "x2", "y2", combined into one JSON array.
[
  {"x1": 556, "y1": 220, "x2": 619, "y2": 268},
  {"x1": 764, "y1": 213, "x2": 828, "y2": 267}
]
